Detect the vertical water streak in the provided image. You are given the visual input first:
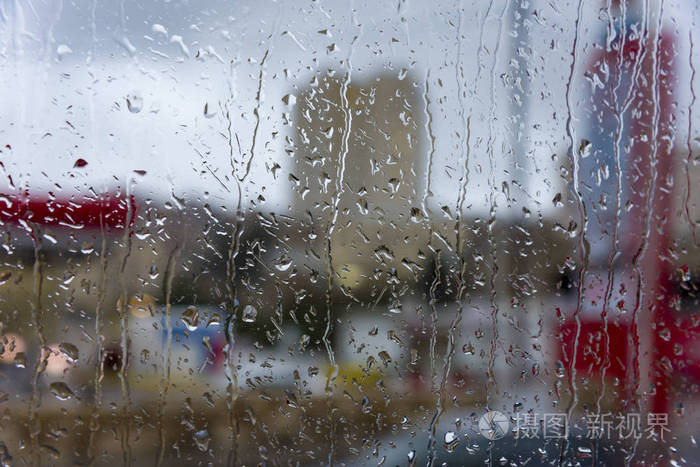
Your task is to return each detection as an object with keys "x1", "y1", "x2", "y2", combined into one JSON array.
[
  {"x1": 629, "y1": 4, "x2": 664, "y2": 453},
  {"x1": 596, "y1": 0, "x2": 629, "y2": 422},
  {"x1": 425, "y1": 7, "x2": 465, "y2": 463},
  {"x1": 118, "y1": 180, "x2": 134, "y2": 466},
  {"x1": 156, "y1": 244, "x2": 181, "y2": 466},
  {"x1": 561, "y1": 0, "x2": 588, "y2": 463},
  {"x1": 88, "y1": 212, "x2": 108, "y2": 461},
  {"x1": 485, "y1": 0, "x2": 509, "y2": 401},
  {"x1": 324, "y1": 9, "x2": 360, "y2": 463},
  {"x1": 27, "y1": 229, "x2": 46, "y2": 466},
  {"x1": 628, "y1": 3, "x2": 653, "y2": 464},
  {"x1": 686, "y1": 29, "x2": 698, "y2": 246}
]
